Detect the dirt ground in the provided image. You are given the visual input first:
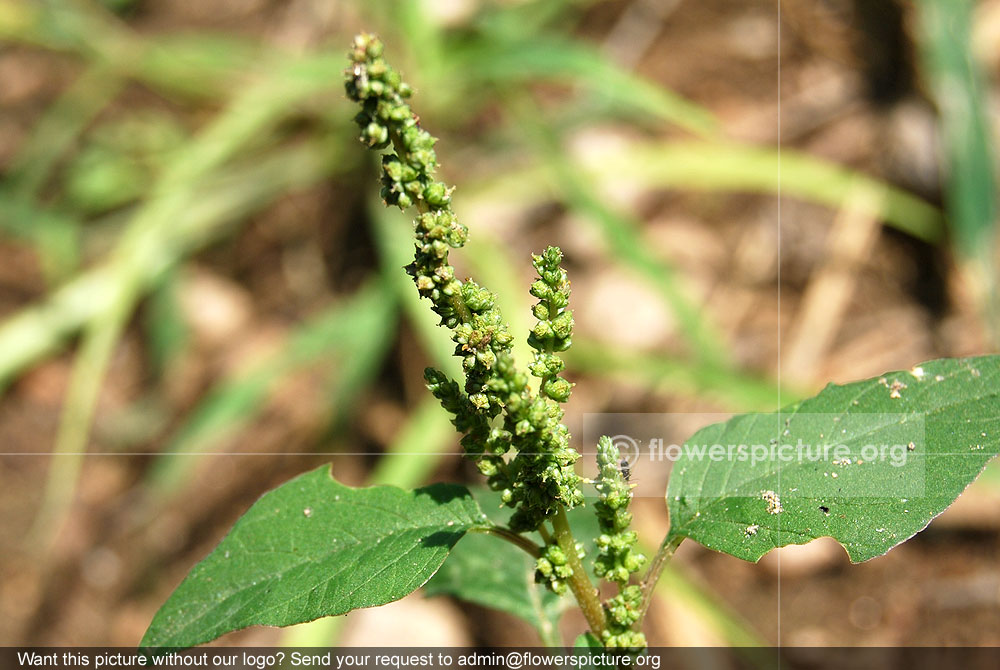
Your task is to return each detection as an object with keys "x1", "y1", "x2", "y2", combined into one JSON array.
[{"x1": 1, "y1": 0, "x2": 999, "y2": 649}]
